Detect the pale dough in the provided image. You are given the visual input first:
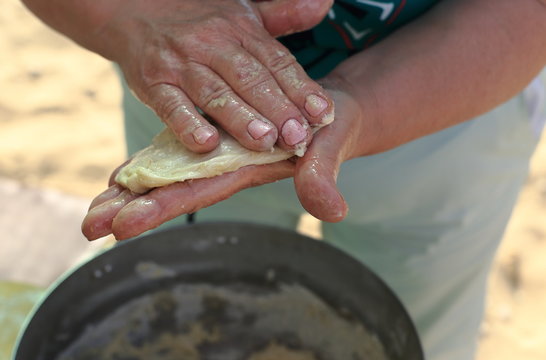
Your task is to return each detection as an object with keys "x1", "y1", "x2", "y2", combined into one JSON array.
[{"x1": 116, "y1": 128, "x2": 293, "y2": 194}]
